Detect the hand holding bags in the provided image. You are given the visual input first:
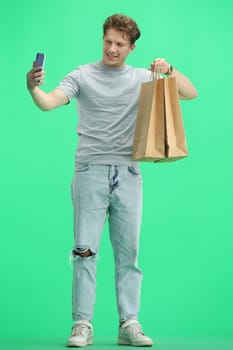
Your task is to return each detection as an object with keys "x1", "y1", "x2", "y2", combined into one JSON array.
[{"x1": 131, "y1": 72, "x2": 188, "y2": 162}]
